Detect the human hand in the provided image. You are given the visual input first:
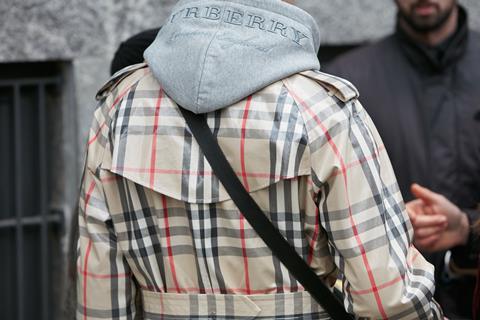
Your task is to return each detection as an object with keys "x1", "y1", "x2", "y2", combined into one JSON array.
[{"x1": 406, "y1": 184, "x2": 469, "y2": 252}]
